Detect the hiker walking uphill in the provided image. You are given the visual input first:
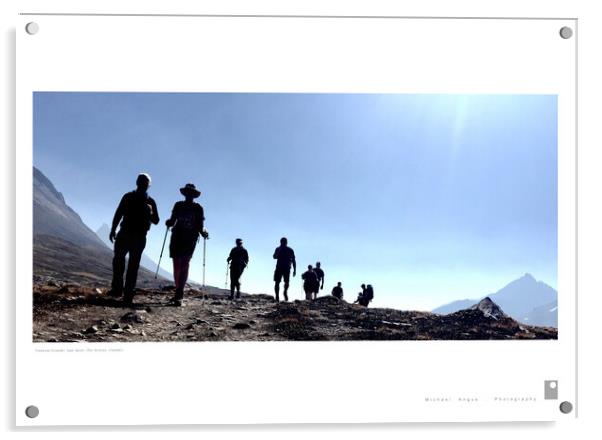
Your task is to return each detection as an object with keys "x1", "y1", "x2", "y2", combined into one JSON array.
[
  {"x1": 108, "y1": 173, "x2": 159, "y2": 305},
  {"x1": 165, "y1": 183, "x2": 209, "y2": 306},
  {"x1": 331, "y1": 282, "x2": 344, "y2": 300},
  {"x1": 273, "y1": 237, "x2": 296, "y2": 302},
  {"x1": 227, "y1": 238, "x2": 249, "y2": 300},
  {"x1": 302, "y1": 265, "x2": 319, "y2": 301},
  {"x1": 313, "y1": 261, "x2": 325, "y2": 299}
]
